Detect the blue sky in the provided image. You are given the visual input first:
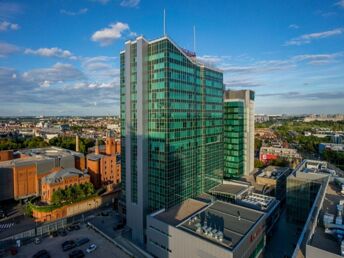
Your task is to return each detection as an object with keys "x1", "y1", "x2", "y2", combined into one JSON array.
[{"x1": 0, "y1": 0, "x2": 344, "y2": 116}]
